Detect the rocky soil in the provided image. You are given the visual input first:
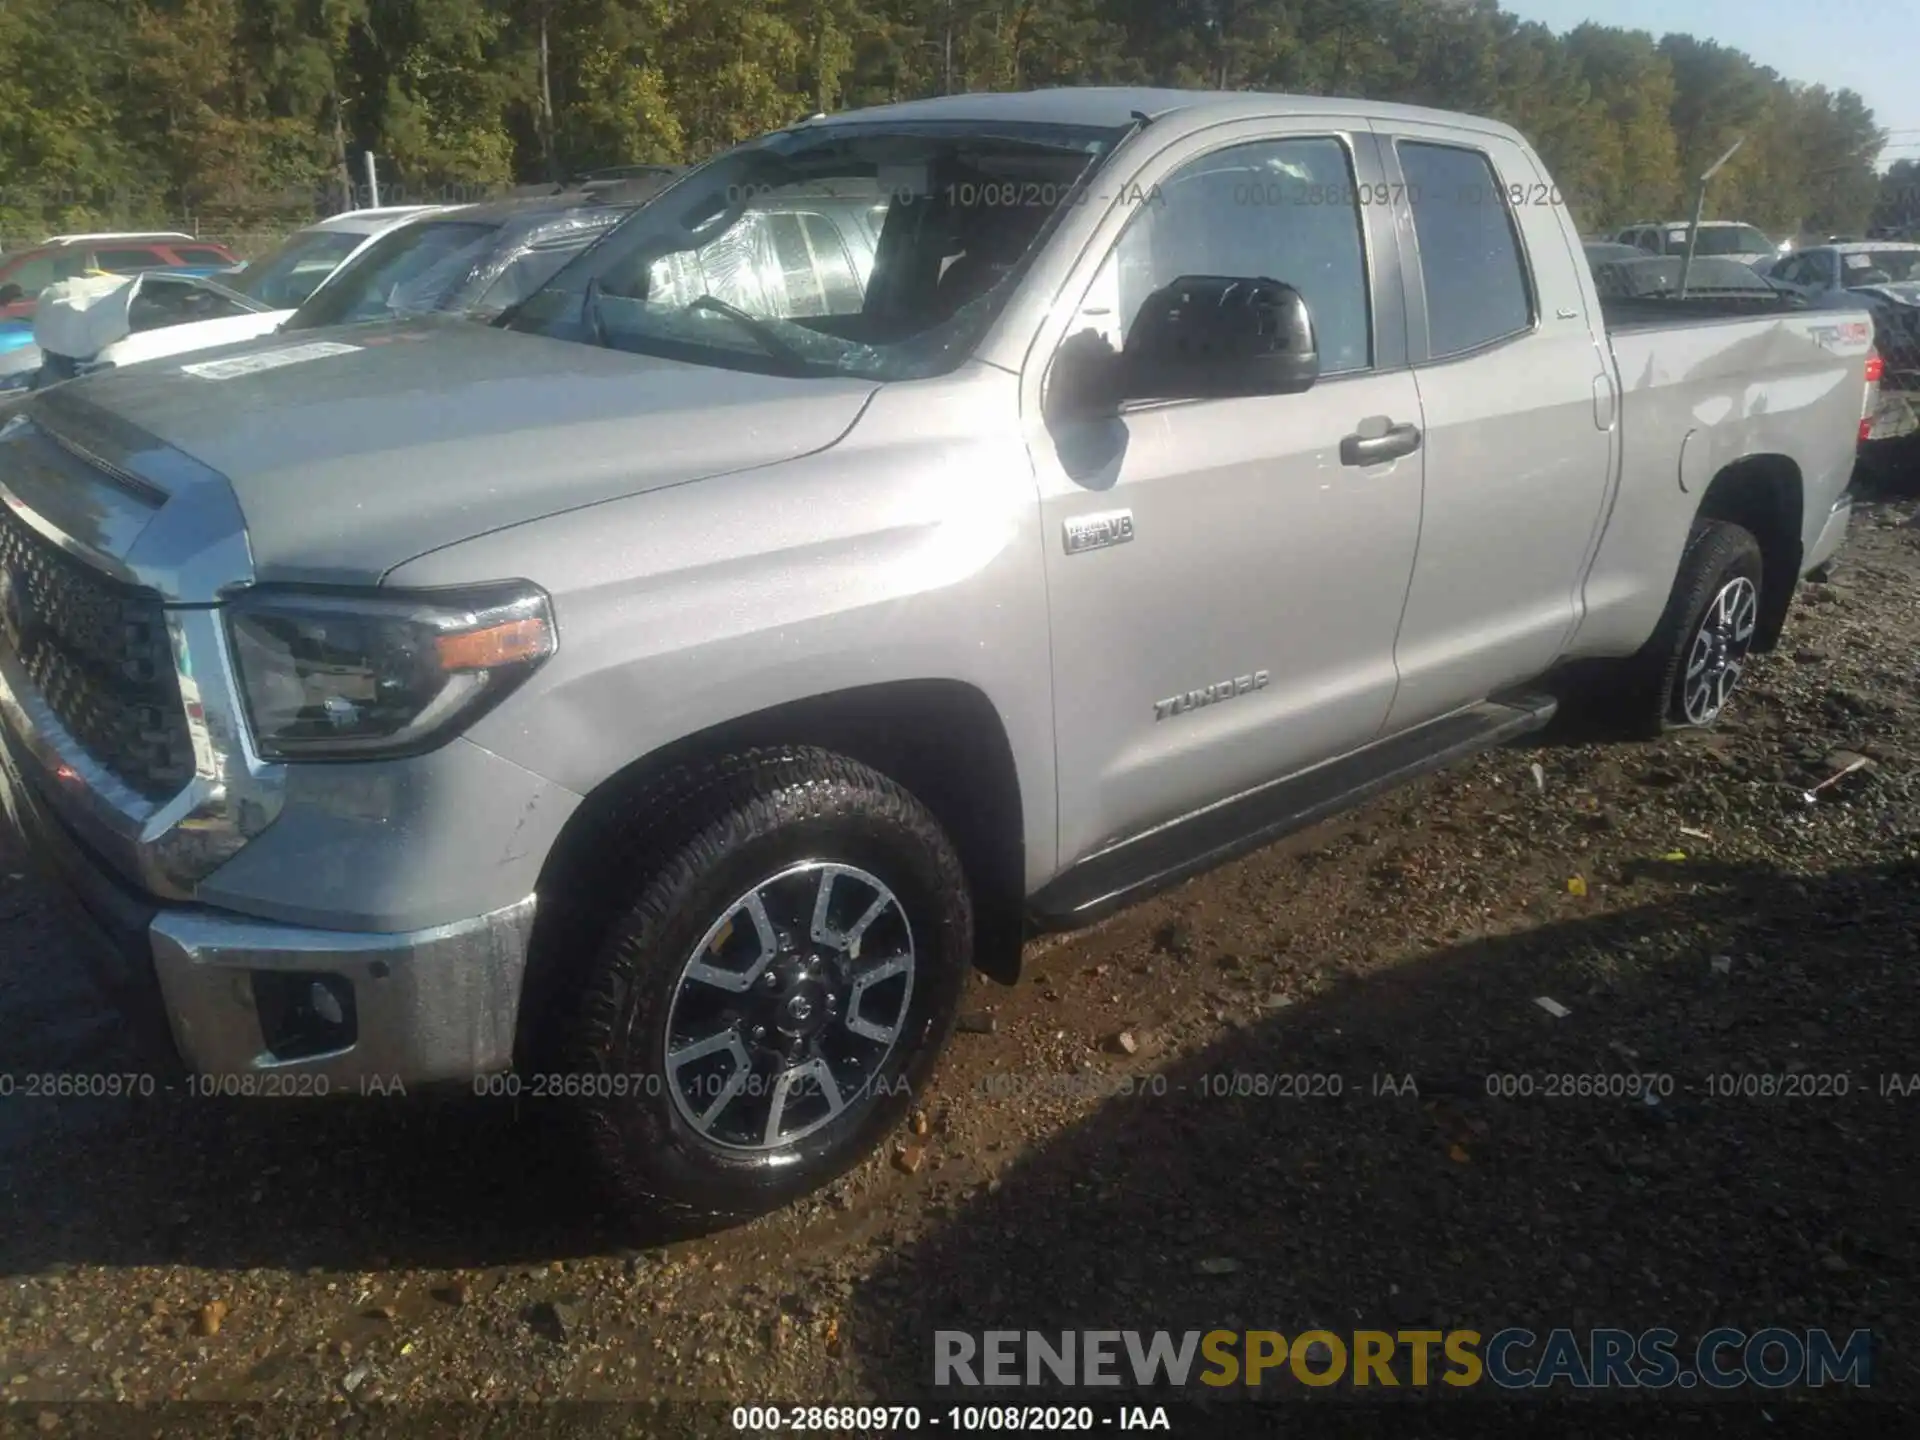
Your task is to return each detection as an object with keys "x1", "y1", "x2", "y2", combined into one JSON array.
[{"x1": 4, "y1": 482, "x2": 1920, "y2": 1436}]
